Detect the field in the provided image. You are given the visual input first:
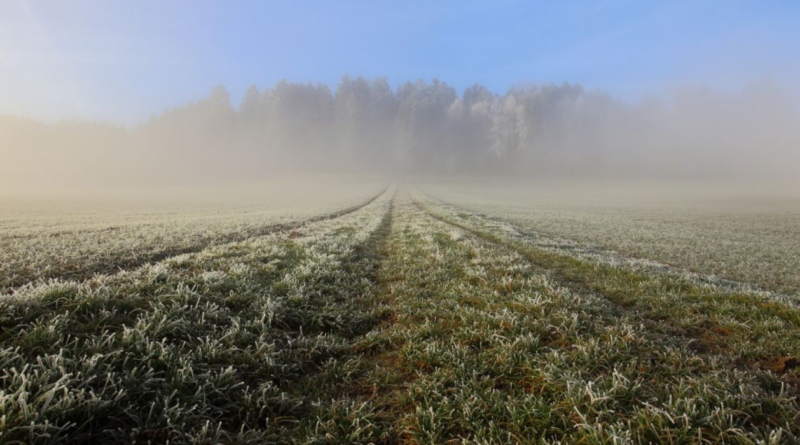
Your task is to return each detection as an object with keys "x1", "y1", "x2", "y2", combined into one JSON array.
[
  {"x1": 417, "y1": 179, "x2": 800, "y2": 297},
  {"x1": 0, "y1": 180, "x2": 384, "y2": 293},
  {"x1": 1, "y1": 182, "x2": 800, "y2": 444}
]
